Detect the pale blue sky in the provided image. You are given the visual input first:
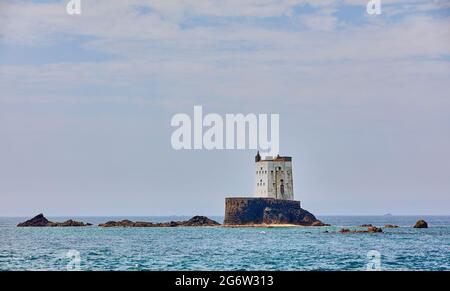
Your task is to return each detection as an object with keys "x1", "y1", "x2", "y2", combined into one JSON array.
[{"x1": 0, "y1": 0, "x2": 449, "y2": 216}]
